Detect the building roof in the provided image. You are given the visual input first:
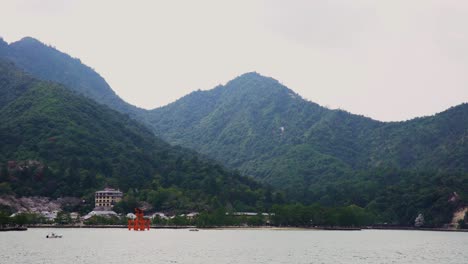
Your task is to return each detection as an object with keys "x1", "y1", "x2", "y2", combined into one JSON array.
[
  {"x1": 83, "y1": 210, "x2": 118, "y2": 220},
  {"x1": 229, "y1": 212, "x2": 273, "y2": 216},
  {"x1": 126, "y1": 213, "x2": 136, "y2": 219},
  {"x1": 95, "y1": 188, "x2": 123, "y2": 195},
  {"x1": 151, "y1": 212, "x2": 169, "y2": 219}
]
